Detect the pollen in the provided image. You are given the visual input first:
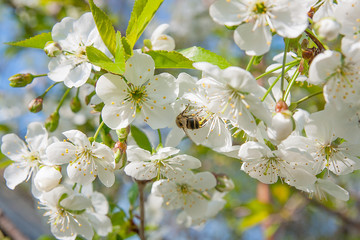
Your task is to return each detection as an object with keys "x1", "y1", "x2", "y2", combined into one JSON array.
[
  {"x1": 111, "y1": 102, "x2": 115, "y2": 105},
  {"x1": 116, "y1": 113, "x2": 120, "y2": 117}
]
